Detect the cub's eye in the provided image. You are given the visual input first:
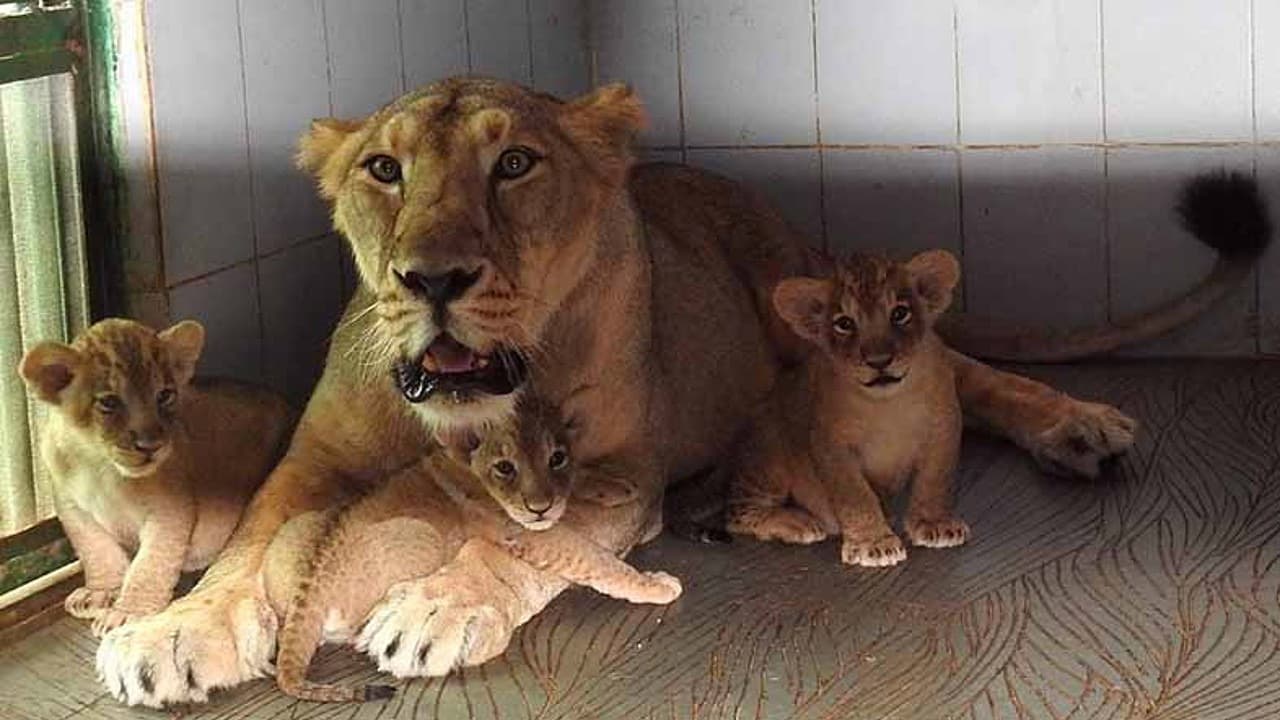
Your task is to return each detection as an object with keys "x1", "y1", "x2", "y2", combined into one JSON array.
[
  {"x1": 364, "y1": 154, "x2": 402, "y2": 183},
  {"x1": 494, "y1": 147, "x2": 538, "y2": 180},
  {"x1": 95, "y1": 394, "x2": 123, "y2": 414},
  {"x1": 548, "y1": 448, "x2": 569, "y2": 471},
  {"x1": 493, "y1": 459, "x2": 518, "y2": 479},
  {"x1": 832, "y1": 315, "x2": 857, "y2": 335},
  {"x1": 157, "y1": 388, "x2": 177, "y2": 407},
  {"x1": 890, "y1": 304, "x2": 912, "y2": 326}
]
